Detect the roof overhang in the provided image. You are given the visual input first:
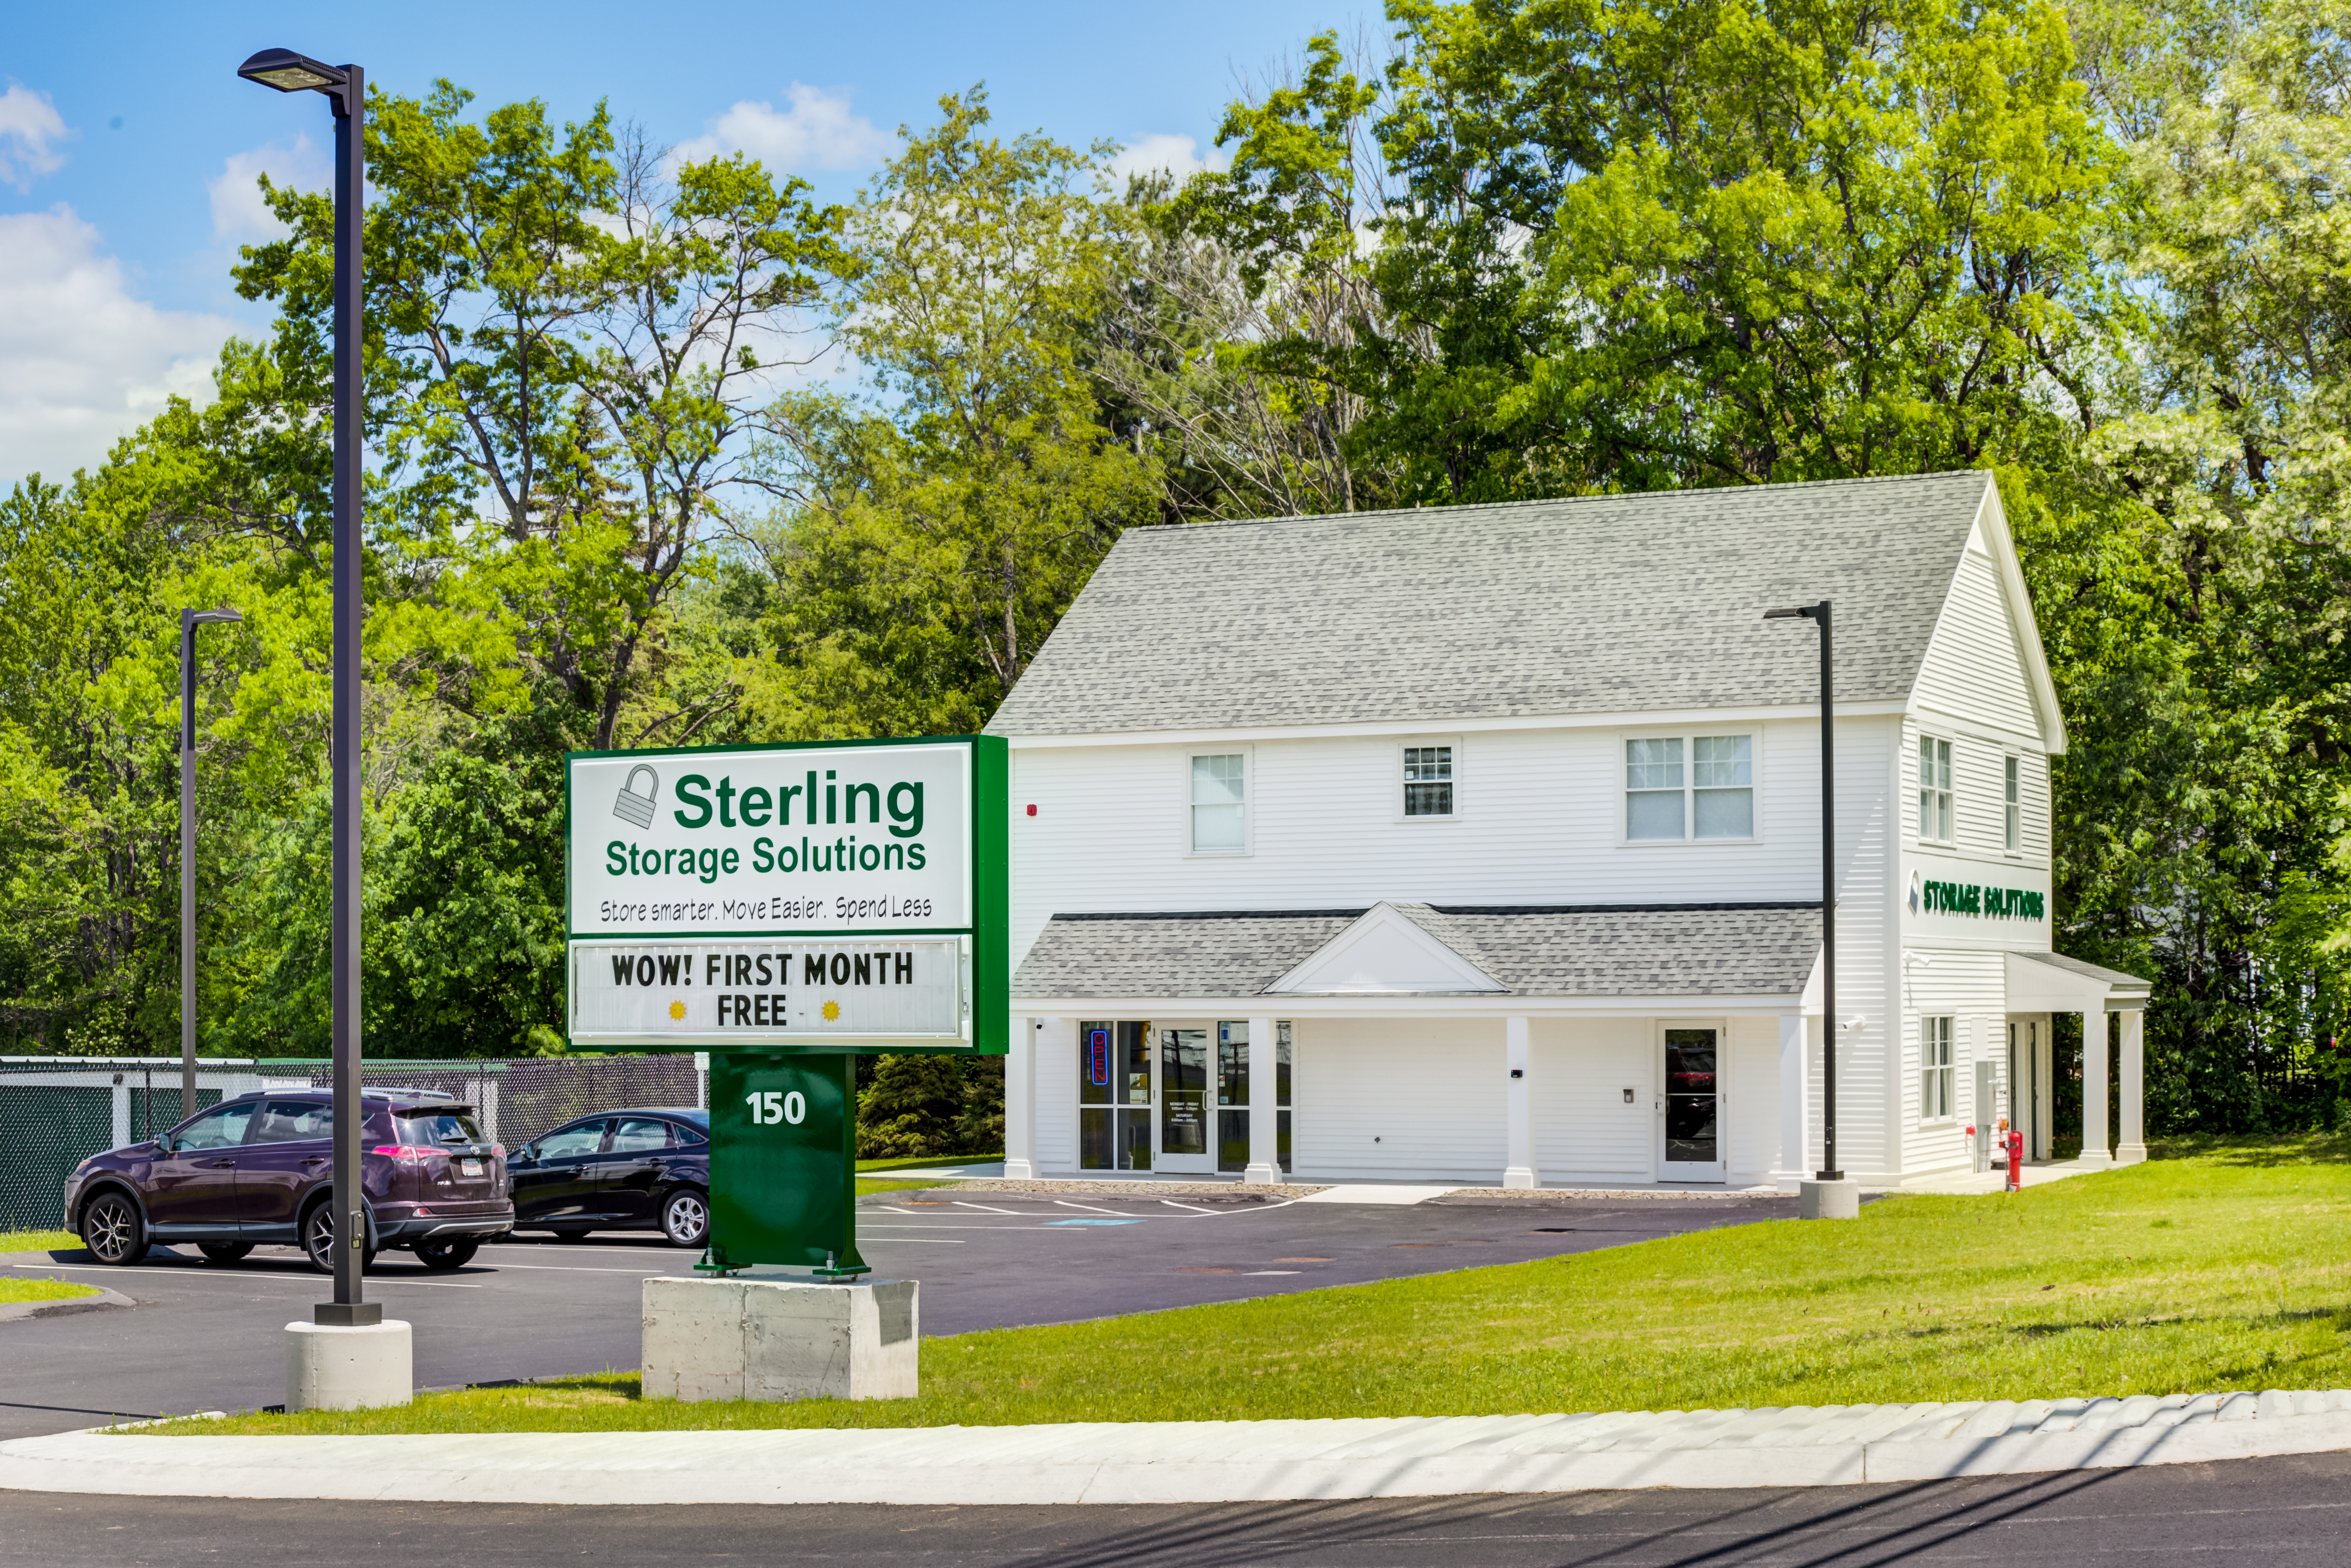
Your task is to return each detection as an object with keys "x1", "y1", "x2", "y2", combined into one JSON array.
[{"x1": 2005, "y1": 950, "x2": 2151, "y2": 1013}]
